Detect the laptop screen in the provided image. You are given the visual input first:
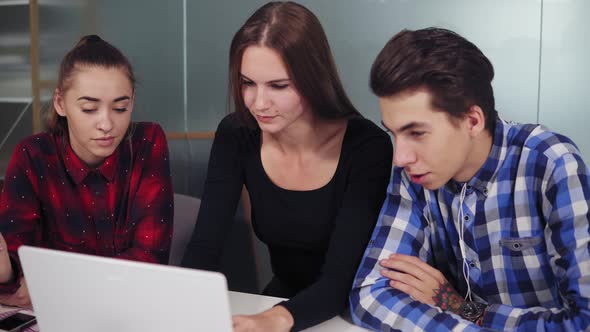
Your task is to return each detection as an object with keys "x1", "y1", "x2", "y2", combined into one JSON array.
[{"x1": 18, "y1": 246, "x2": 232, "y2": 332}]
